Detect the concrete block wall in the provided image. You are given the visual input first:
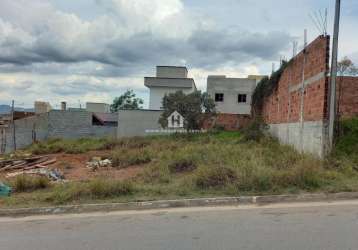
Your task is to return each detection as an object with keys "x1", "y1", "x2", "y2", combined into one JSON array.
[
  {"x1": 337, "y1": 76, "x2": 358, "y2": 118},
  {"x1": 261, "y1": 35, "x2": 330, "y2": 157},
  {"x1": 48, "y1": 111, "x2": 93, "y2": 139},
  {"x1": 118, "y1": 110, "x2": 163, "y2": 137},
  {"x1": 2, "y1": 113, "x2": 49, "y2": 153}
]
